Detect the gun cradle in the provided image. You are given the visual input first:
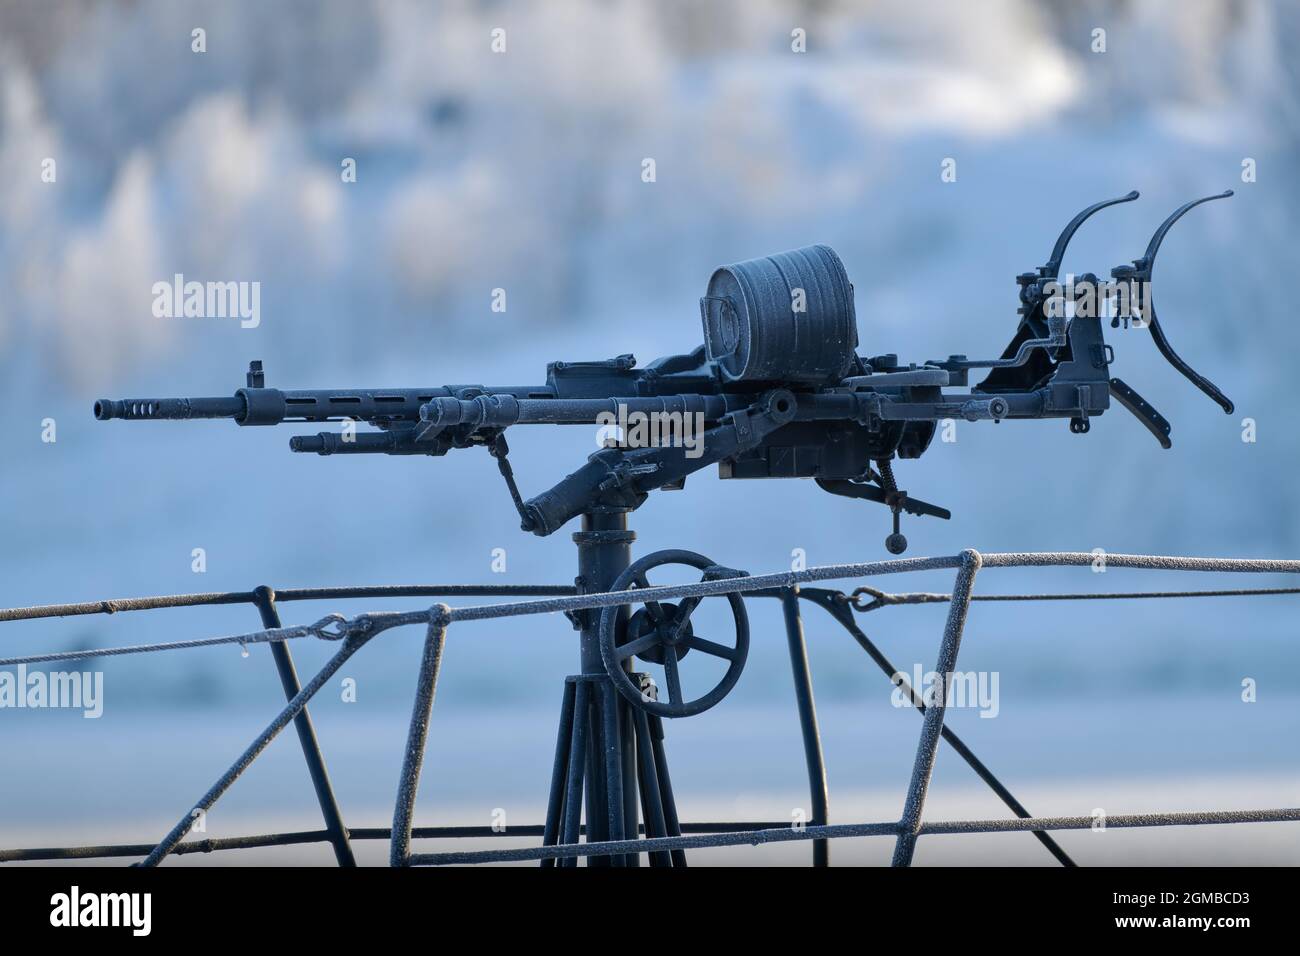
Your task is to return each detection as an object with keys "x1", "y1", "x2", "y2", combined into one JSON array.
[{"x1": 94, "y1": 191, "x2": 1235, "y2": 553}]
